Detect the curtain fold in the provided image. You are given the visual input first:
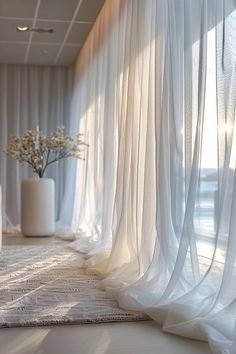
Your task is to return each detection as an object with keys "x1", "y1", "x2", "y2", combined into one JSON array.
[
  {"x1": 70, "y1": 0, "x2": 236, "y2": 353},
  {"x1": 0, "y1": 64, "x2": 74, "y2": 229}
]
